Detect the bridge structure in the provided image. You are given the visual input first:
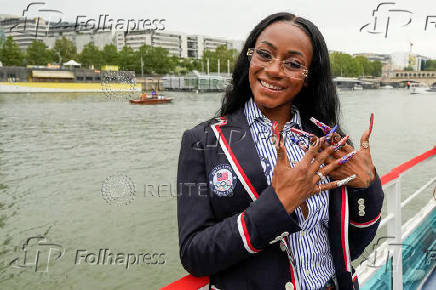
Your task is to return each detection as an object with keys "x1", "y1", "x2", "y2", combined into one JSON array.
[{"x1": 385, "y1": 70, "x2": 436, "y2": 86}]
